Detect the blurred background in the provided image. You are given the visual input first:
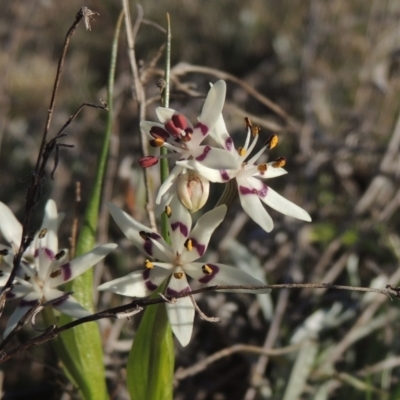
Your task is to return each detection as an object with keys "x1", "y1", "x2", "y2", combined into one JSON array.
[{"x1": 1, "y1": 0, "x2": 400, "y2": 399}]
